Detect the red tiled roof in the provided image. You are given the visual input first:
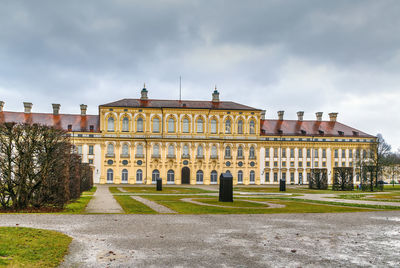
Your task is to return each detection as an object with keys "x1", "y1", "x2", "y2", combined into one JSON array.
[
  {"x1": 0, "y1": 111, "x2": 100, "y2": 132},
  {"x1": 260, "y1": 119, "x2": 374, "y2": 138},
  {"x1": 101, "y1": 99, "x2": 261, "y2": 111}
]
